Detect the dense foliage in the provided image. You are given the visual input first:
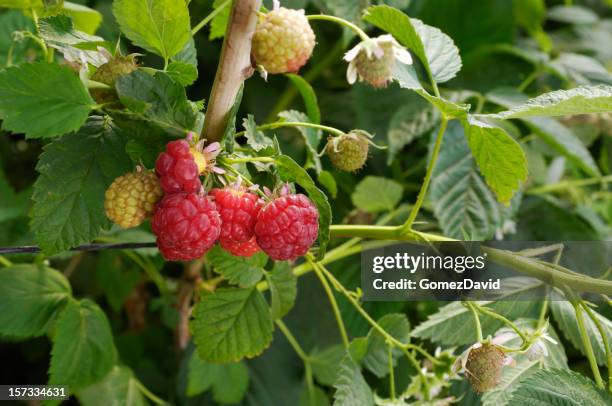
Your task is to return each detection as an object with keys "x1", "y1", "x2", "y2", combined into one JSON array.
[{"x1": 0, "y1": 0, "x2": 611, "y2": 405}]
